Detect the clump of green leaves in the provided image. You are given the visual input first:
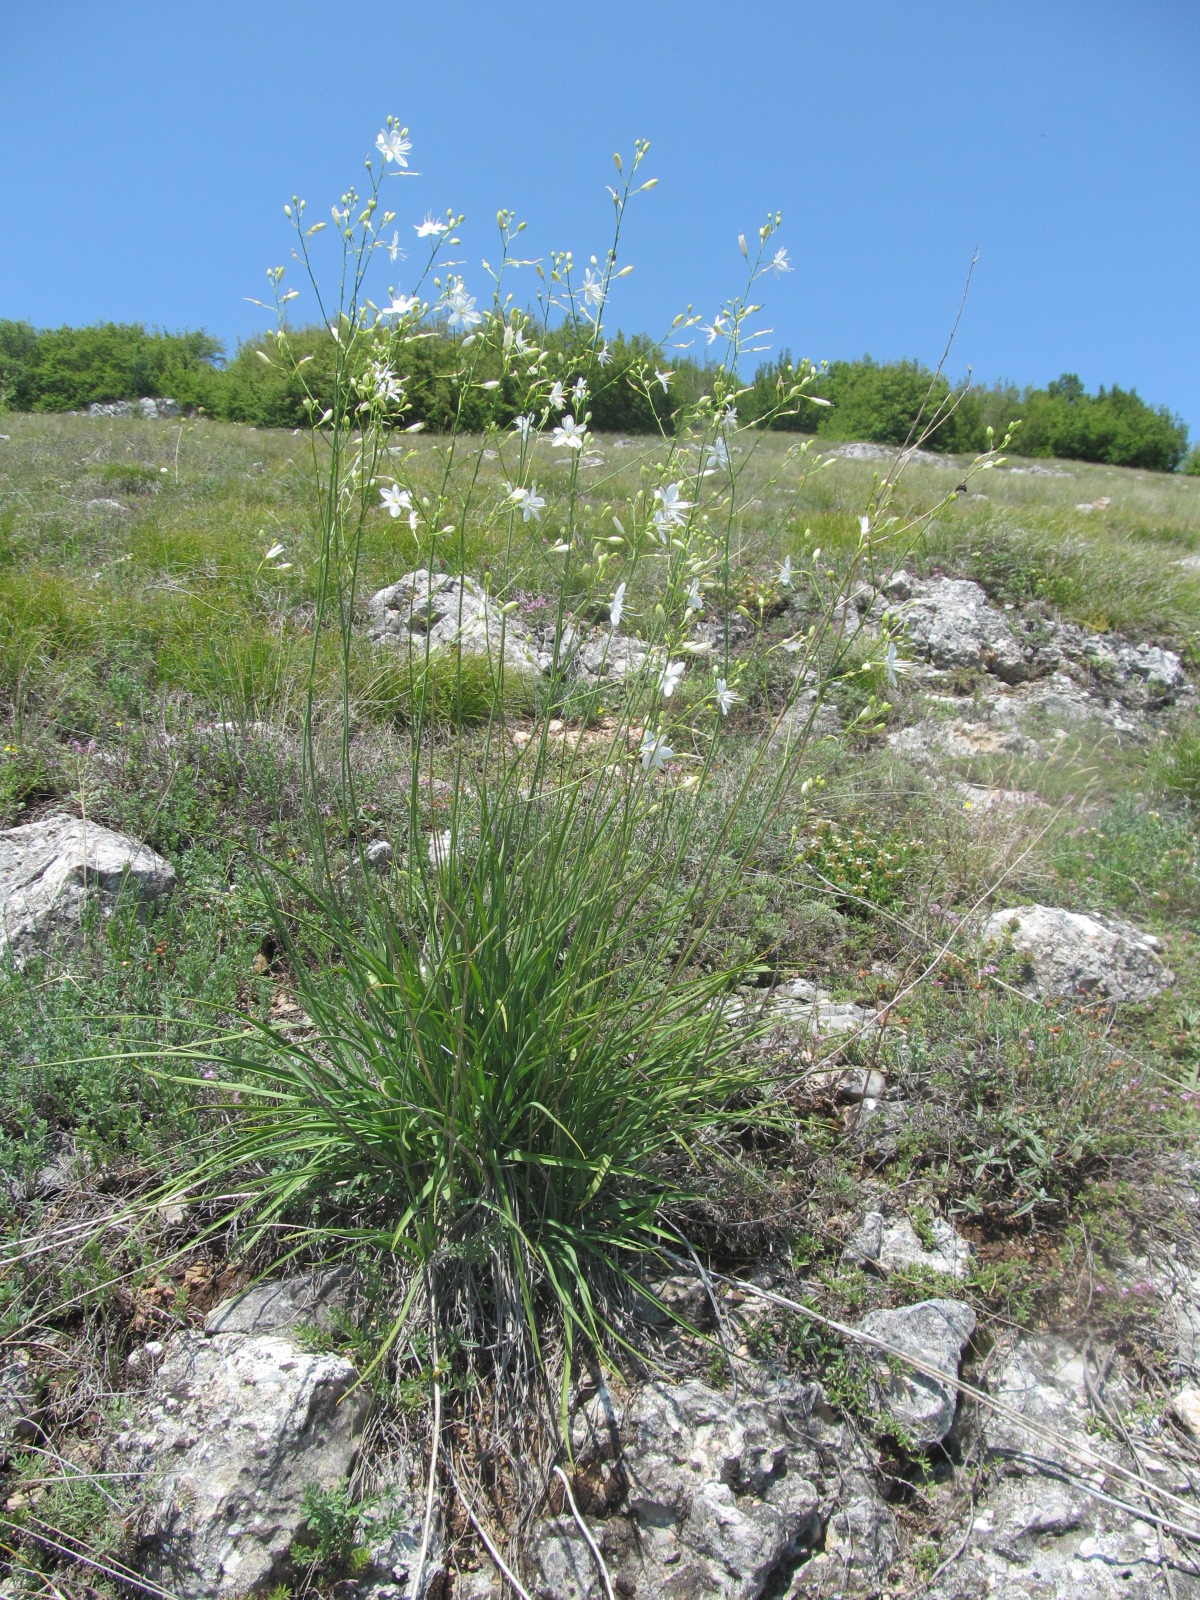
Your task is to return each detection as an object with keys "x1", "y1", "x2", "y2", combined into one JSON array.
[{"x1": 798, "y1": 818, "x2": 921, "y2": 910}]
